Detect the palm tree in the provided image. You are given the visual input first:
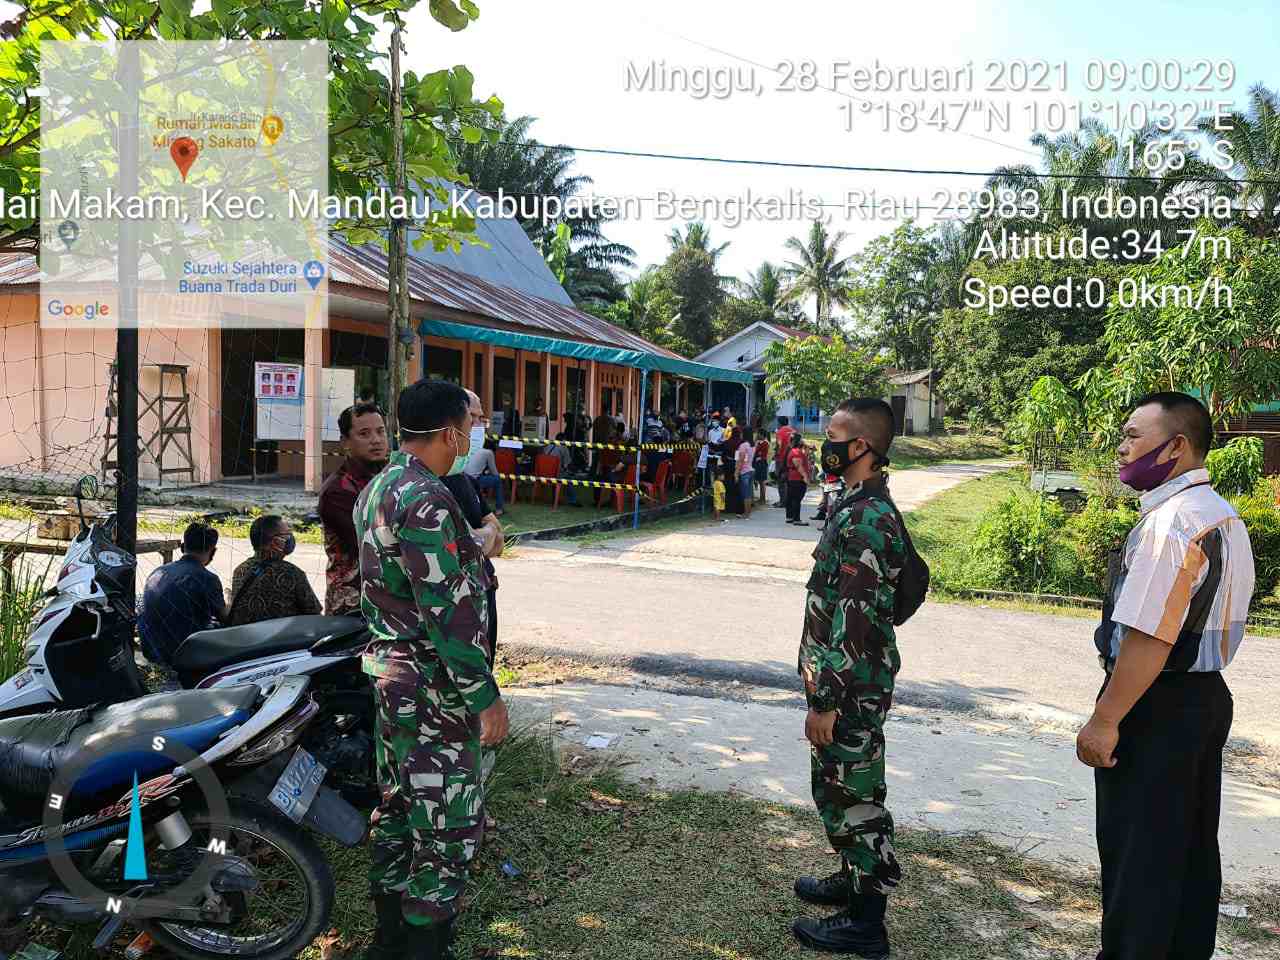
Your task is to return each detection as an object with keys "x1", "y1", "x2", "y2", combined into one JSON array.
[
  {"x1": 1200, "y1": 83, "x2": 1280, "y2": 235},
  {"x1": 667, "y1": 222, "x2": 730, "y2": 264},
  {"x1": 737, "y1": 261, "x2": 806, "y2": 328},
  {"x1": 986, "y1": 118, "x2": 1220, "y2": 249},
  {"x1": 452, "y1": 115, "x2": 636, "y2": 305},
  {"x1": 779, "y1": 220, "x2": 856, "y2": 334}
]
